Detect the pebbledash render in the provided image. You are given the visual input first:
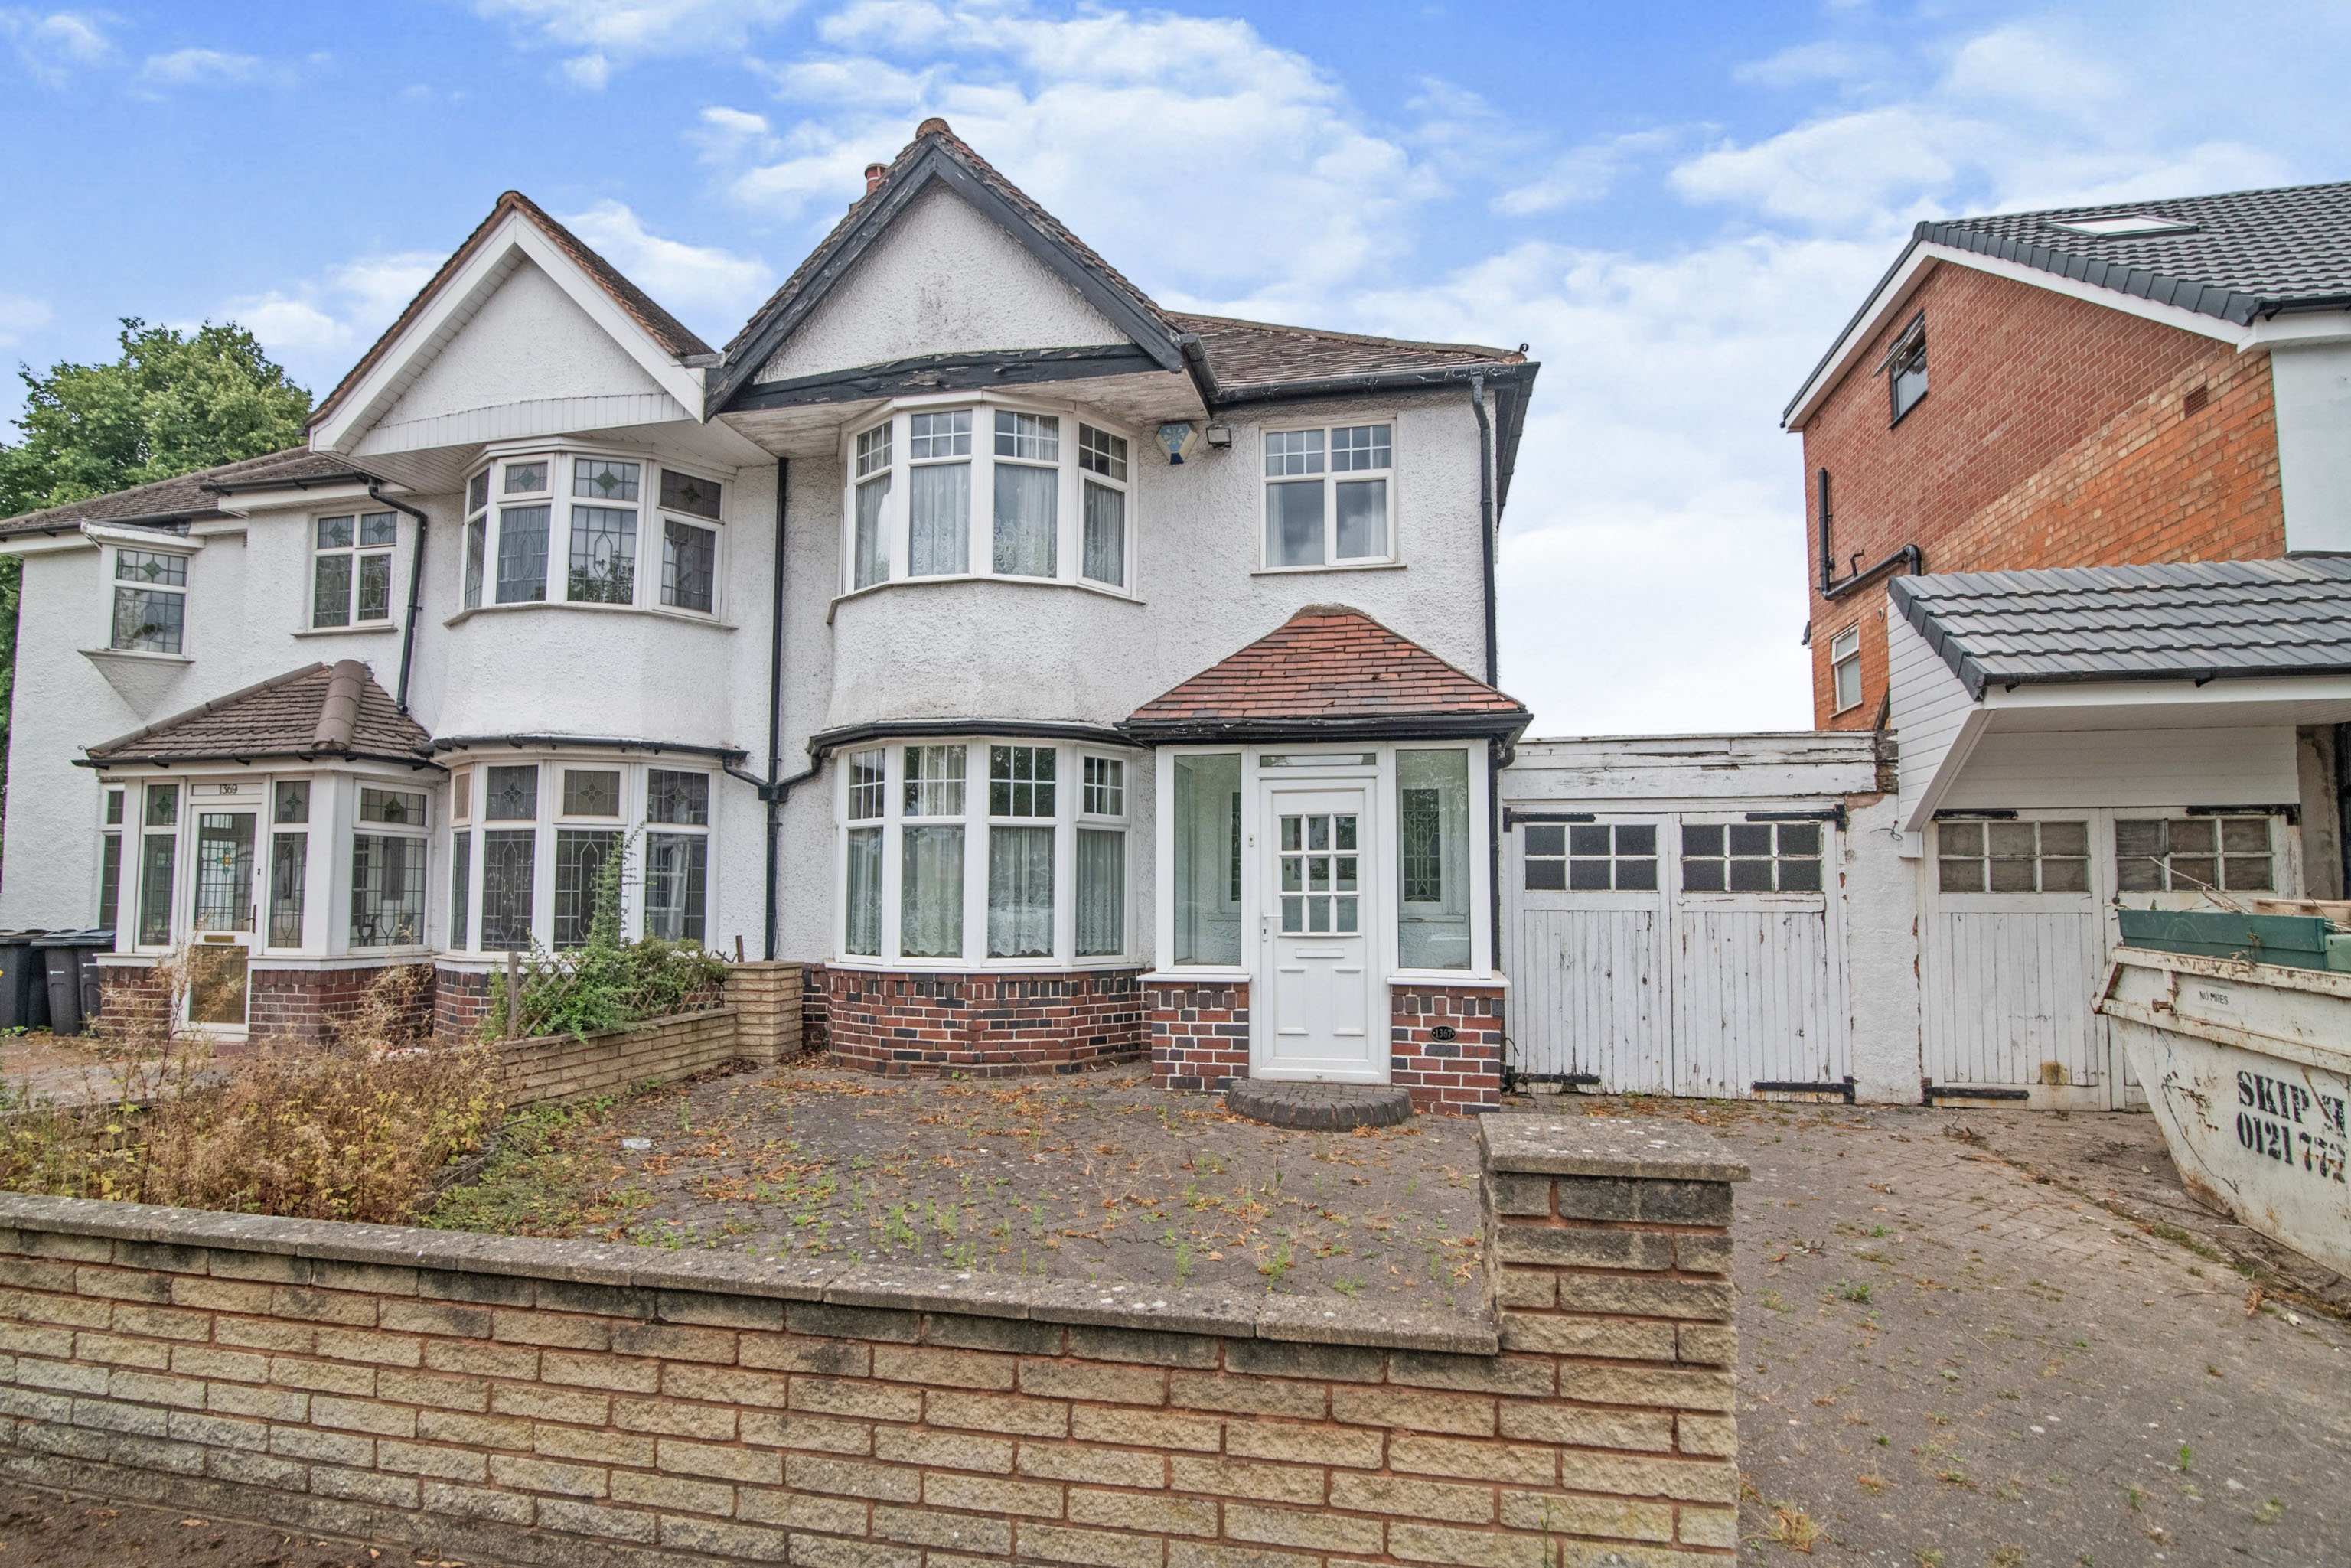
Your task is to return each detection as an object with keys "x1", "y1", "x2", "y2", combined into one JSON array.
[{"x1": 0, "y1": 122, "x2": 1536, "y2": 1110}]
